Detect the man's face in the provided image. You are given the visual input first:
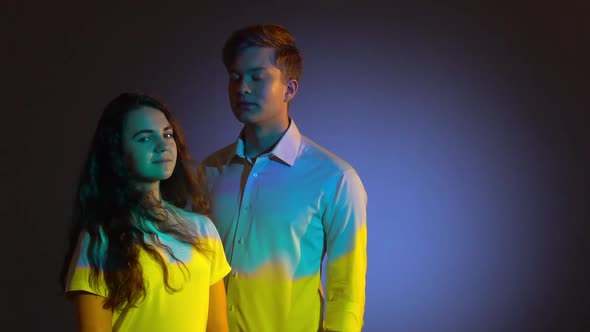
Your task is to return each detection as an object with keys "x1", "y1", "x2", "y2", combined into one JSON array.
[
  {"x1": 227, "y1": 47, "x2": 293, "y2": 127},
  {"x1": 121, "y1": 106, "x2": 177, "y2": 185}
]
